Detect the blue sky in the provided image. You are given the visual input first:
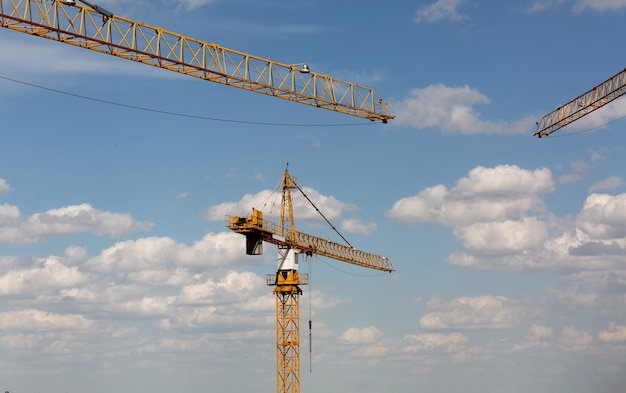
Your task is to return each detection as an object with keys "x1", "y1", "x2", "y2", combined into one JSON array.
[{"x1": 2, "y1": 0, "x2": 626, "y2": 392}]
